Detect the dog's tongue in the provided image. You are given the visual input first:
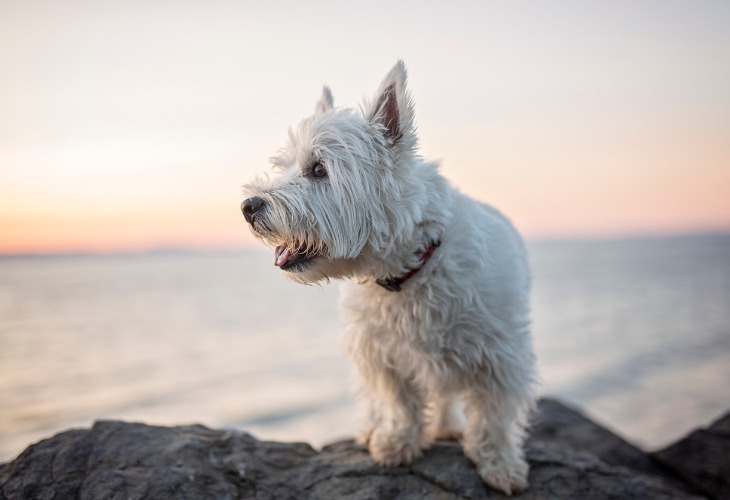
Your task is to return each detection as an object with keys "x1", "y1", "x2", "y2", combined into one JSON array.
[{"x1": 274, "y1": 244, "x2": 291, "y2": 267}]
